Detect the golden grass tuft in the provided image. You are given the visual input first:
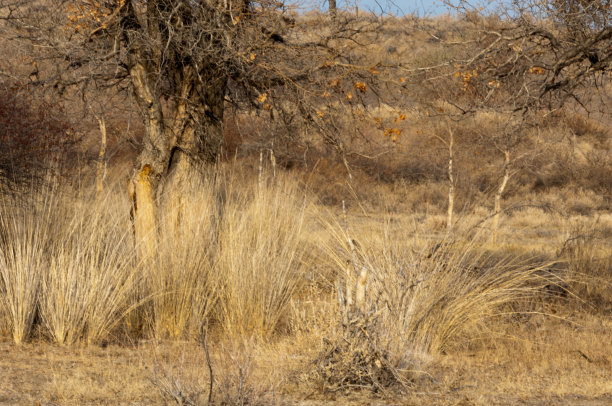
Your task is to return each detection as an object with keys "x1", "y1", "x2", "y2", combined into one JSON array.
[
  {"x1": 214, "y1": 173, "x2": 310, "y2": 338},
  {"x1": 144, "y1": 172, "x2": 218, "y2": 340},
  {"x1": 39, "y1": 187, "x2": 137, "y2": 345},
  {"x1": 0, "y1": 183, "x2": 55, "y2": 344},
  {"x1": 309, "y1": 215, "x2": 555, "y2": 392}
]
